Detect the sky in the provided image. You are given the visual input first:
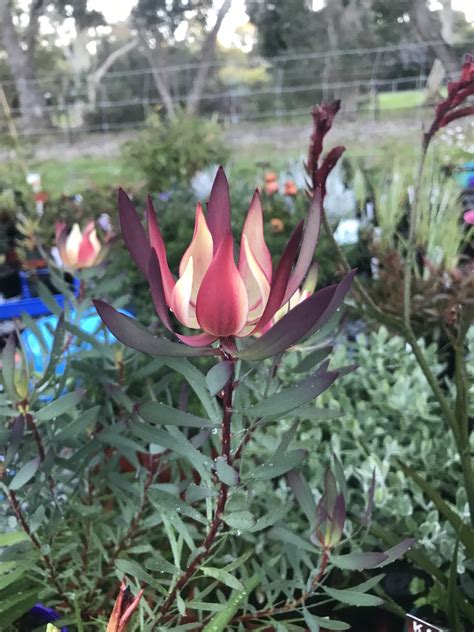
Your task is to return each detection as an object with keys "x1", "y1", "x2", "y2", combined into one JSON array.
[{"x1": 88, "y1": 0, "x2": 474, "y2": 37}]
